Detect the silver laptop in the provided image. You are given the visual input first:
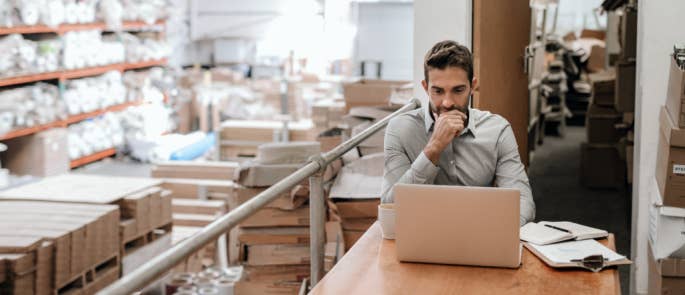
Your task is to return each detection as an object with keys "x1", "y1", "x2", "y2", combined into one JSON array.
[{"x1": 394, "y1": 184, "x2": 521, "y2": 268}]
